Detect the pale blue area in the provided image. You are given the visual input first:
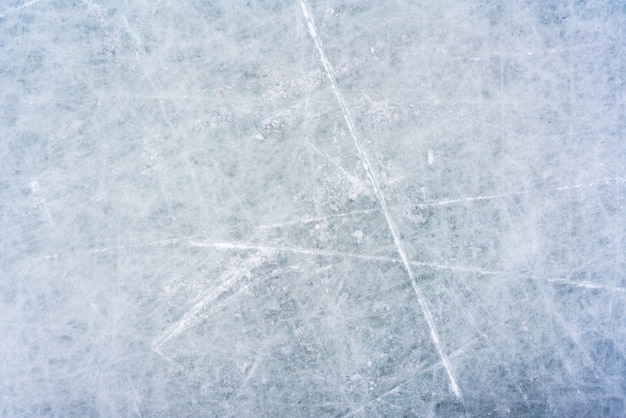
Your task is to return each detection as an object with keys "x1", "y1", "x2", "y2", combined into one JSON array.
[{"x1": 1, "y1": 0, "x2": 624, "y2": 416}]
